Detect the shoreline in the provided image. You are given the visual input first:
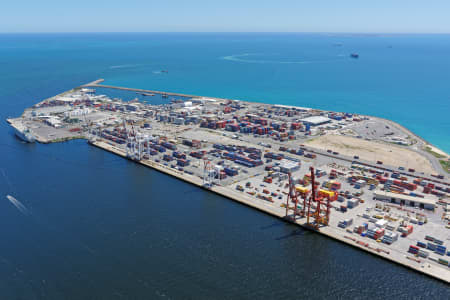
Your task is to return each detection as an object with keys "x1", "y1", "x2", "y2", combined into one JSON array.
[
  {"x1": 87, "y1": 79, "x2": 449, "y2": 159},
  {"x1": 374, "y1": 116, "x2": 449, "y2": 158},
  {"x1": 91, "y1": 140, "x2": 450, "y2": 284}
]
